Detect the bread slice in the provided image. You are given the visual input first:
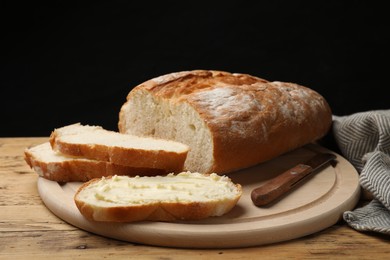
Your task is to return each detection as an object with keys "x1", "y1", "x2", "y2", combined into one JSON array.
[
  {"x1": 24, "y1": 142, "x2": 168, "y2": 182},
  {"x1": 74, "y1": 172, "x2": 242, "y2": 222},
  {"x1": 49, "y1": 123, "x2": 189, "y2": 173},
  {"x1": 119, "y1": 70, "x2": 332, "y2": 174}
]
